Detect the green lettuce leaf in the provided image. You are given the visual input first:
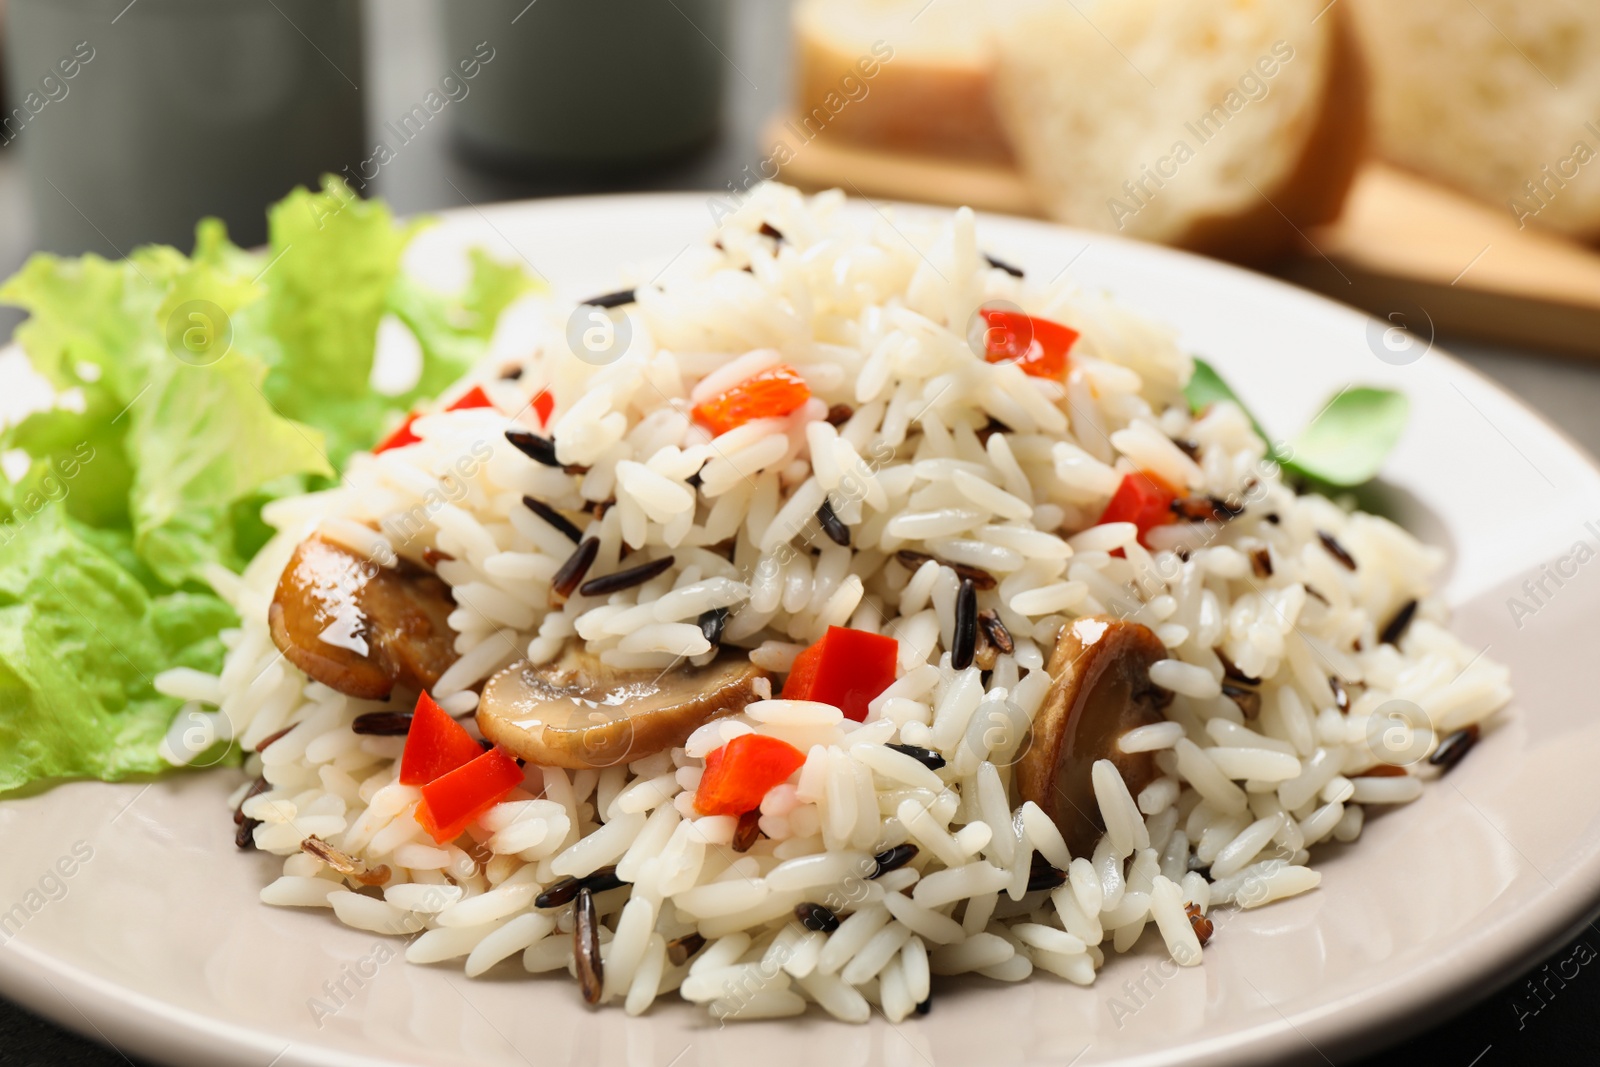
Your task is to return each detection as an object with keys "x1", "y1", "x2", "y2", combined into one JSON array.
[
  {"x1": 126, "y1": 353, "x2": 332, "y2": 587},
  {"x1": 0, "y1": 245, "x2": 186, "y2": 402},
  {"x1": 258, "y1": 178, "x2": 417, "y2": 464},
  {"x1": 0, "y1": 175, "x2": 536, "y2": 793},
  {"x1": 1, "y1": 399, "x2": 130, "y2": 531},
  {"x1": 0, "y1": 507, "x2": 234, "y2": 793},
  {"x1": 258, "y1": 179, "x2": 535, "y2": 464},
  {"x1": 126, "y1": 241, "x2": 333, "y2": 586}
]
